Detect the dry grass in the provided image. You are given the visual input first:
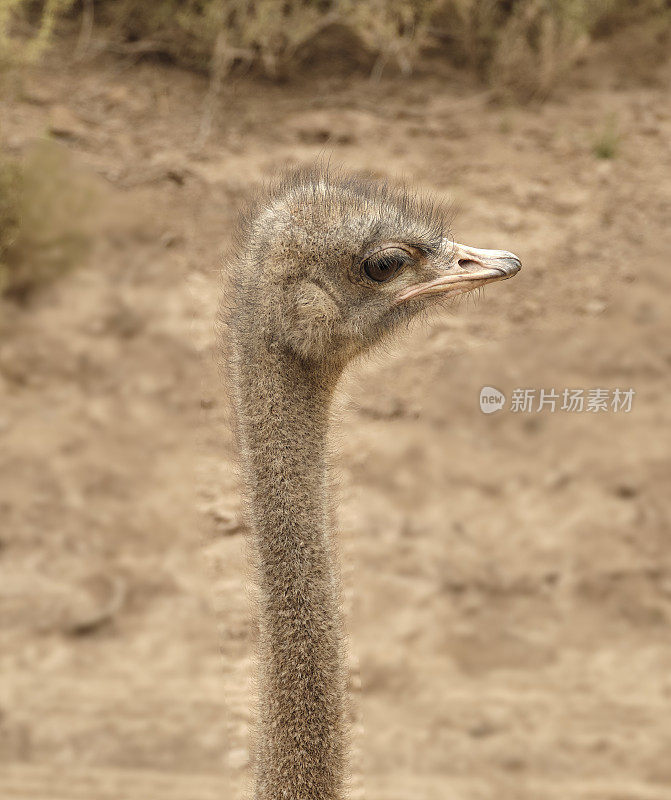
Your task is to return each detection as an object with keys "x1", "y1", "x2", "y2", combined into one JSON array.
[
  {"x1": 0, "y1": 0, "x2": 75, "y2": 68},
  {"x1": 490, "y1": 0, "x2": 591, "y2": 101},
  {"x1": 0, "y1": 141, "x2": 93, "y2": 301},
  {"x1": 437, "y1": 0, "x2": 670, "y2": 99},
  {"x1": 339, "y1": 0, "x2": 443, "y2": 77},
  {"x1": 1, "y1": 1, "x2": 669, "y2": 93}
]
